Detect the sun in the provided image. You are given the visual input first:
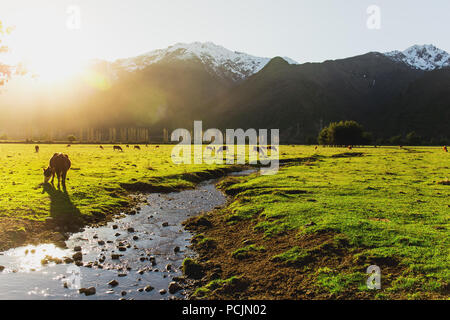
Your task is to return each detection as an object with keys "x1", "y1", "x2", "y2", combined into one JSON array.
[
  {"x1": 25, "y1": 51, "x2": 86, "y2": 84},
  {"x1": 3, "y1": 15, "x2": 91, "y2": 85}
]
